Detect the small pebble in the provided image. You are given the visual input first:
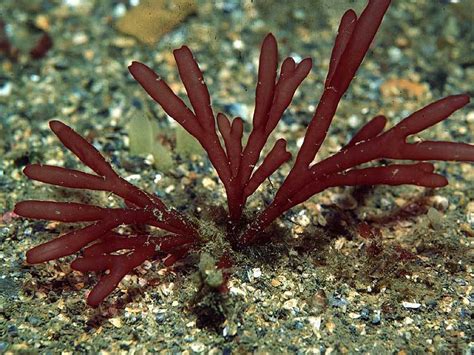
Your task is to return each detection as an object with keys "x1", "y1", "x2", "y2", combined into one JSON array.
[
  {"x1": 431, "y1": 195, "x2": 449, "y2": 211},
  {"x1": 190, "y1": 342, "x2": 206, "y2": 353},
  {"x1": 348, "y1": 114, "x2": 361, "y2": 128},
  {"x1": 0, "y1": 81, "x2": 12, "y2": 96},
  {"x1": 427, "y1": 207, "x2": 443, "y2": 230},
  {"x1": 308, "y1": 316, "x2": 321, "y2": 332},
  {"x1": 371, "y1": 310, "x2": 381, "y2": 325},
  {"x1": 402, "y1": 301, "x2": 421, "y2": 309},
  {"x1": 360, "y1": 308, "x2": 370, "y2": 320},
  {"x1": 202, "y1": 177, "x2": 216, "y2": 190},
  {"x1": 329, "y1": 295, "x2": 348, "y2": 309},
  {"x1": 108, "y1": 317, "x2": 123, "y2": 328}
]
